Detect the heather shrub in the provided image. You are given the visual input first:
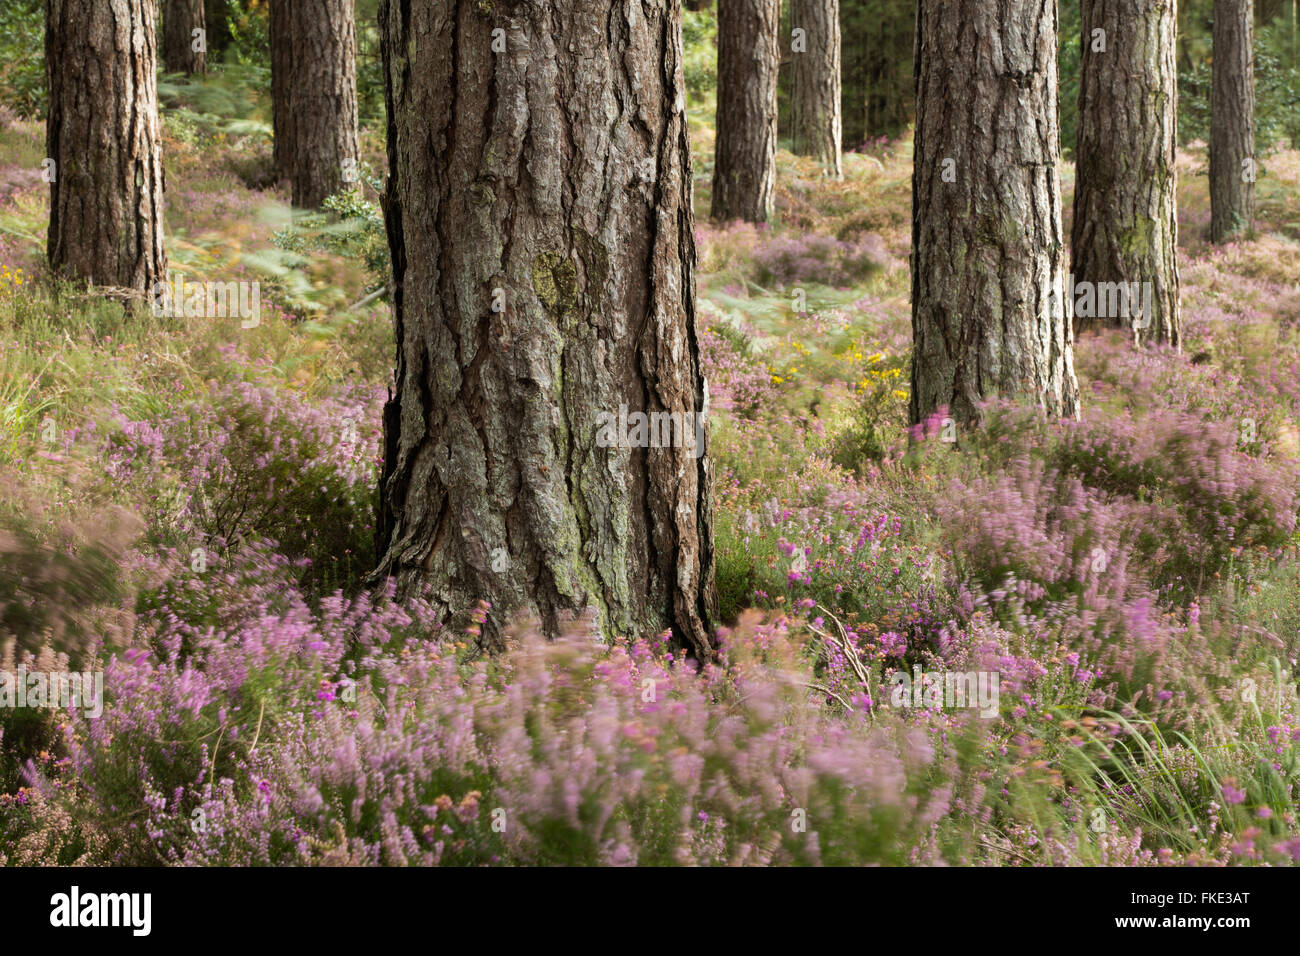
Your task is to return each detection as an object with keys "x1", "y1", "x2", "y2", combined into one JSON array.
[
  {"x1": 0, "y1": 785, "x2": 109, "y2": 866},
  {"x1": 934, "y1": 454, "x2": 1195, "y2": 705},
  {"x1": 696, "y1": 221, "x2": 764, "y2": 280},
  {"x1": 751, "y1": 232, "x2": 888, "y2": 290},
  {"x1": 0, "y1": 475, "x2": 138, "y2": 662},
  {"x1": 6, "y1": 611, "x2": 976, "y2": 866},
  {"x1": 105, "y1": 379, "x2": 380, "y2": 592},
  {"x1": 24, "y1": 569, "x2": 442, "y2": 865},
  {"x1": 698, "y1": 319, "x2": 779, "y2": 422},
  {"x1": 0, "y1": 642, "x2": 74, "y2": 797},
  {"x1": 1050, "y1": 410, "x2": 1297, "y2": 588},
  {"x1": 928, "y1": 400, "x2": 1297, "y2": 604}
]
